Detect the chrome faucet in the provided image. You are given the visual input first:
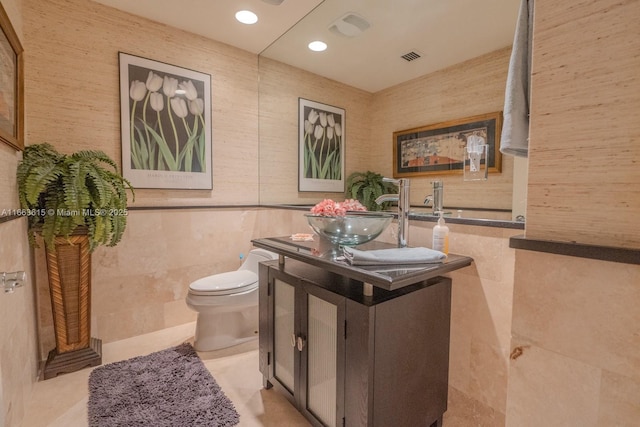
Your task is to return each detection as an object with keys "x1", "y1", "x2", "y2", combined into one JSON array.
[
  {"x1": 423, "y1": 180, "x2": 443, "y2": 214},
  {"x1": 375, "y1": 178, "x2": 410, "y2": 248}
]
